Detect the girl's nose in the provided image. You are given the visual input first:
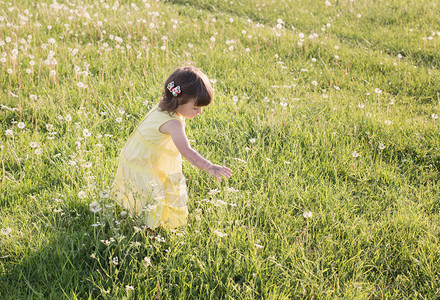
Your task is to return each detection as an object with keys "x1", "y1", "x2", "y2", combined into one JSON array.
[{"x1": 197, "y1": 107, "x2": 202, "y2": 115}]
